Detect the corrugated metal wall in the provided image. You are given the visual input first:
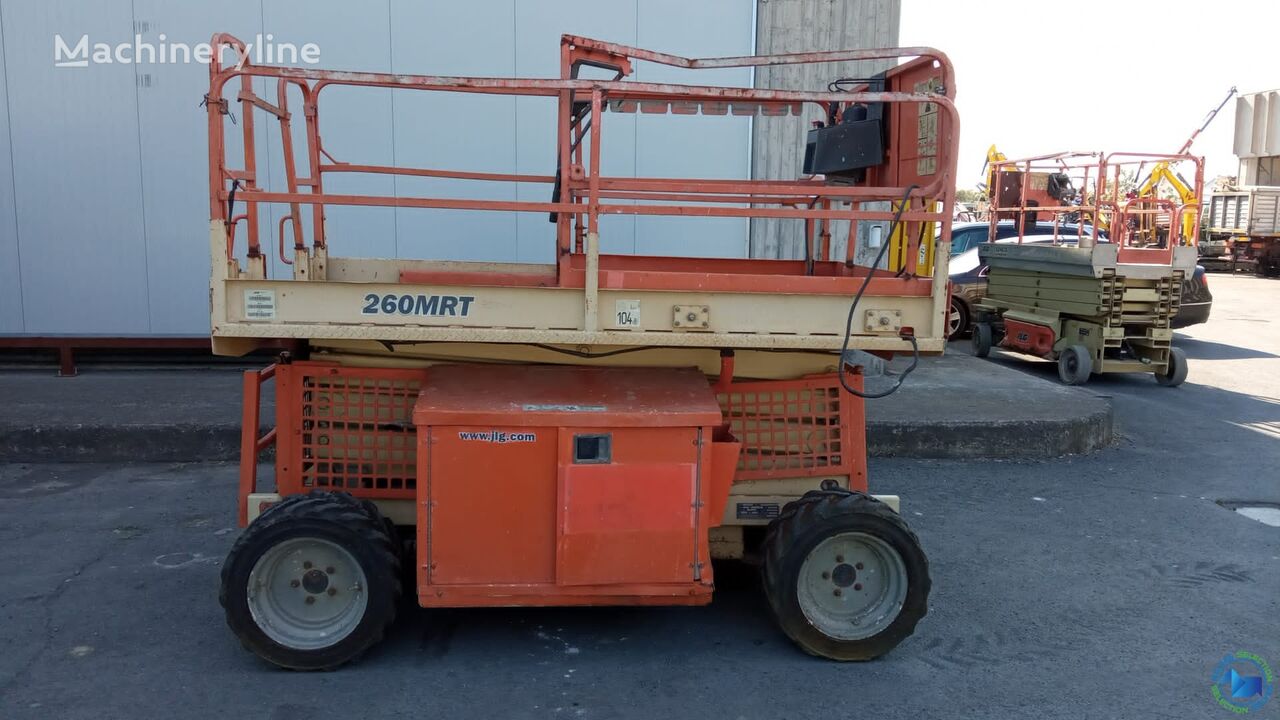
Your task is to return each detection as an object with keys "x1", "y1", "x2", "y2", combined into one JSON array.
[
  {"x1": 750, "y1": 0, "x2": 900, "y2": 260},
  {"x1": 1234, "y1": 89, "x2": 1280, "y2": 186},
  {"x1": 0, "y1": 0, "x2": 753, "y2": 336},
  {"x1": 0, "y1": 0, "x2": 898, "y2": 337},
  {"x1": 0, "y1": 7, "x2": 20, "y2": 334}
]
